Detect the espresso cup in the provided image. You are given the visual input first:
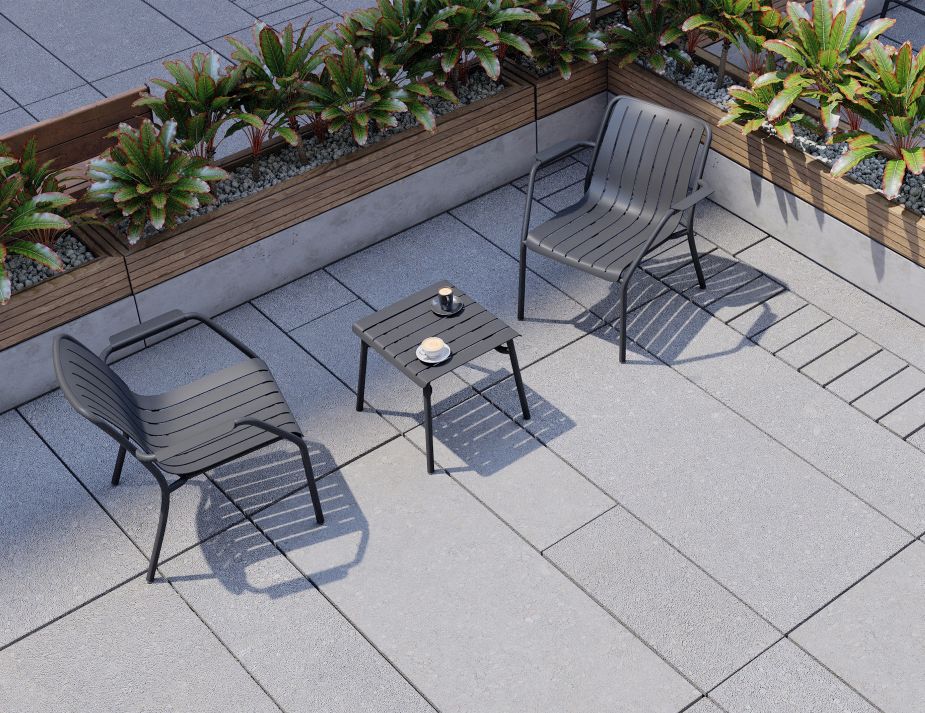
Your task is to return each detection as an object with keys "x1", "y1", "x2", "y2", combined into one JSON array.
[
  {"x1": 421, "y1": 336, "x2": 445, "y2": 359},
  {"x1": 438, "y1": 287, "x2": 454, "y2": 311}
]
